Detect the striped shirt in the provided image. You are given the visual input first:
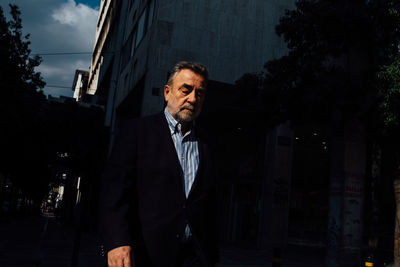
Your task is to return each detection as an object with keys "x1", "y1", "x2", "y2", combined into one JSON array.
[
  {"x1": 164, "y1": 108, "x2": 199, "y2": 239},
  {"x1": 164, "y1": 108, "x2": 199, "y2": 198}
]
